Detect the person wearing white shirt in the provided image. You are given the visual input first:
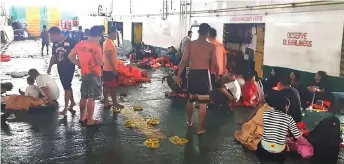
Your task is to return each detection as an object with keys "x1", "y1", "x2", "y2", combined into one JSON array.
[
  {"x1": 19, "y1": 77, "x2": 41, "y2": 99},
  {"x1": 28, "y1": 69, "x2": 60, "y2": 101},
  {"x1": 219, "y1": 74, "x2": 242, "y2": 103}
]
